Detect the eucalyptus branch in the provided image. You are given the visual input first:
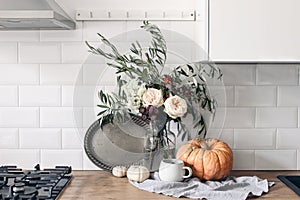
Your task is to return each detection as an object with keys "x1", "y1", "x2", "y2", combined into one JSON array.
[
  {"x1": 86, "y1": 21, "x2": 223, "y2": 140},
  {"x1": 86, "y1": 21, "x2": 168, "y2": 85},
  {"x1": 141, "y1": 21, "x2": 167, "y2": 68}
]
